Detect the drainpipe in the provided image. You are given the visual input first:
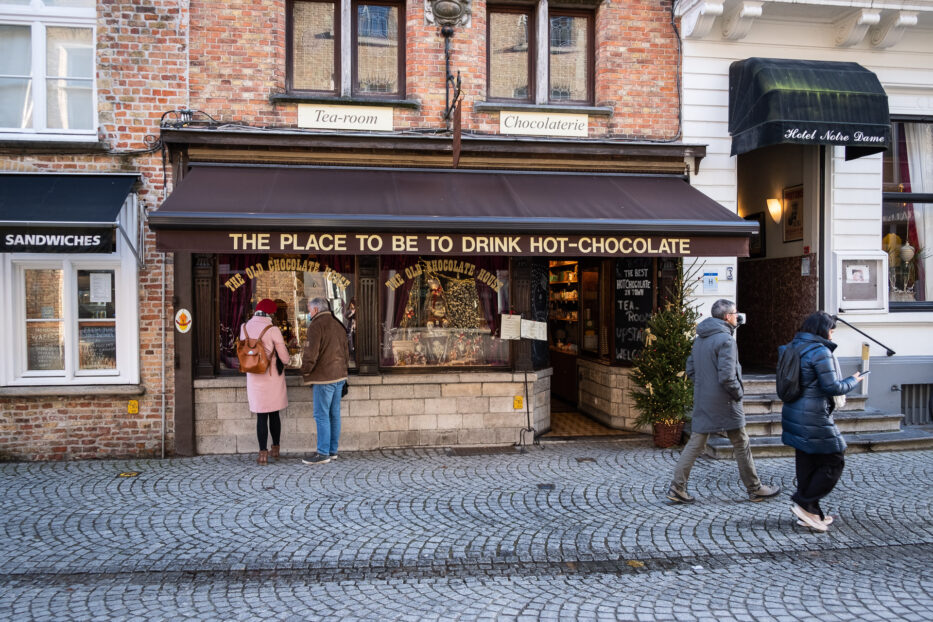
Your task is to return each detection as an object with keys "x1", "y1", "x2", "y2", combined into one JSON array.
[{"x1": 161, "y1": 248, "x2": 166, "y2": 459}]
